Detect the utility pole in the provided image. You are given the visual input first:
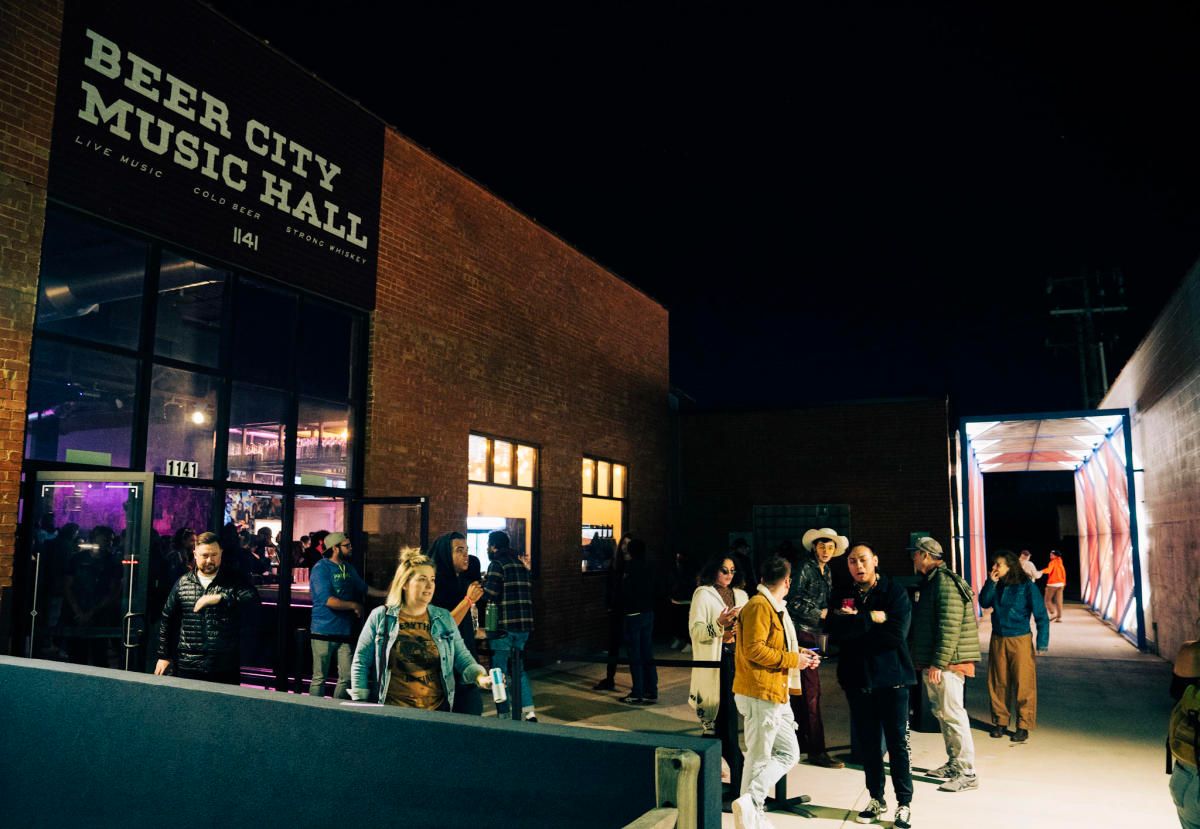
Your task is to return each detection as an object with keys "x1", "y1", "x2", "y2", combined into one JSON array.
[{"x1": 1047, "y1": 269, "x2": 1128, "y2": 409}]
